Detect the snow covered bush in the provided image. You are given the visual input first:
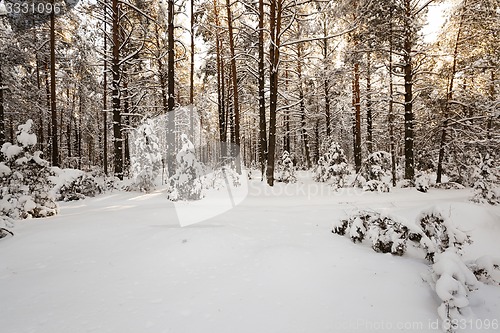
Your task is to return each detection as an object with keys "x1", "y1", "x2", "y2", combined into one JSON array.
[
  {"x1": 470, "y1": 153, "x2": 499, "y2": 205},
  {"x1": 333, "y1": 207, "x2": 470, "y2": 263},
  {"x1": 0, "y1": 120, "x2": 58, "y2": 228},
  {"x1": 128, "y1": 120, "x2": 163, "y2": 192},
  {"x1": 360, "y1": 151, "x2": 392, "y2": 191},
  {"x1": 167, "y1": 134, "x2": 205, "y2": 201},
  {"x1": 433, "y1": 182, "x2": 464, "y2": 190},
  {"x1": 466, "y1": 256, "x2": 500, "y2": 286},
  {"x1": 50, "y1": 168, "x2": 104, "y2": 201},
  {"x1": 363, "y1": 180, "x2": 390, "y2": 193},
  {"x1": 362, "y1": 151, "x2": 392, "y2": 181},
  {"x1": 205, "y1": 164, "x2": 240, "y2": 191},
  {"x1": 333, "y1": 210, "x2": 410, "y2": 255},
  {"x1": 416, "y1": 208, "x2": 470, "y2": 263},
  {"x1": 426, "y1": 250, "x2": 478, "y2": 332},
  {"x1": 277, "y1": 151, "x2": 296, "y2": 183},
  {"x1": 0, "y1": 227, "x2": 14, "y2": 239},
  {"x1": 415, "y1": 173, "x2": 430, "y2": 193},
  {"x1": 315, "y1": 140, "x2": 349, "y2": 188}
]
